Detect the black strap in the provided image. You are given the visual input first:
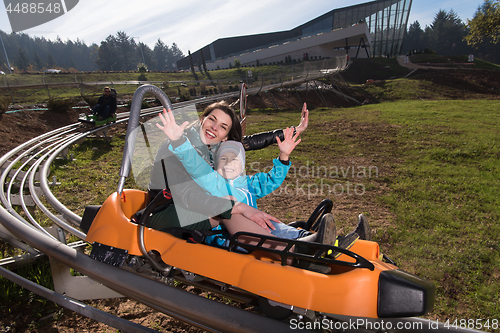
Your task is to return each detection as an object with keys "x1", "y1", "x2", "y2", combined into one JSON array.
[
  {"x1": 161, "y1": 159, "x2": 168, "y2": 191},
  {"x1": 133, "y1": 189, "x2": 173, "y2": 226}
]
